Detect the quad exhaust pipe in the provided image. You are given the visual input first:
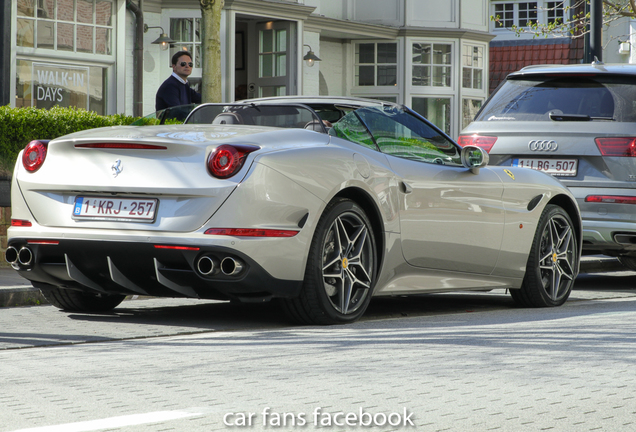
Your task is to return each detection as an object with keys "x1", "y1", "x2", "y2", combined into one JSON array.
[
  {"x1": 5, "y1": 246, "x2": 18, "y2": 265},
  {"x1": 196, "y1": 255, "x2": 244, "y2": 276},
  {"x1": 19, "y1": 247, "x2": 33, "y2": 266},
  {"x1": 196, "y1": 255, "x2": 219, "y2": 276},
  {"x1": 221, "y1": 257, "x2": 243, "y2": 276},
  {"x1": 5, "y1": 246, "x2": 33, "y2": 267}
]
